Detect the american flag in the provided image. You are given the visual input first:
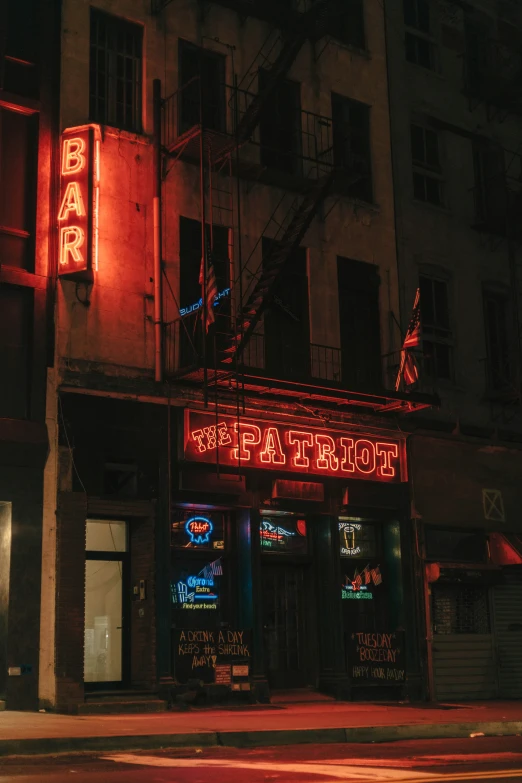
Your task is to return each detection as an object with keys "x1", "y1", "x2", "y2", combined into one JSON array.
[
  {"x1": 199, "y1": 558, "x2": 223, "y2": 580},
  {"x1": 395, "y1": 288, "x2": 421, "y2": 390},
  {"x1": 370, "y1": 566, "x2": 382, "y2": 586},
  {"x1": 199, "y1": 244, "x2": 218, "y2": 332},
  {"x1": 363, "y1": 566, "x2": 371, "y2": 585}
]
